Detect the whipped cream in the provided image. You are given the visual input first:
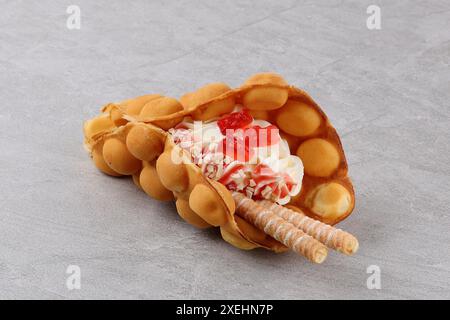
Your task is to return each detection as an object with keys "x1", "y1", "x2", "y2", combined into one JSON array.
[{"x1": 170, "y1": 109, "x2": 303, "y2": 205}]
